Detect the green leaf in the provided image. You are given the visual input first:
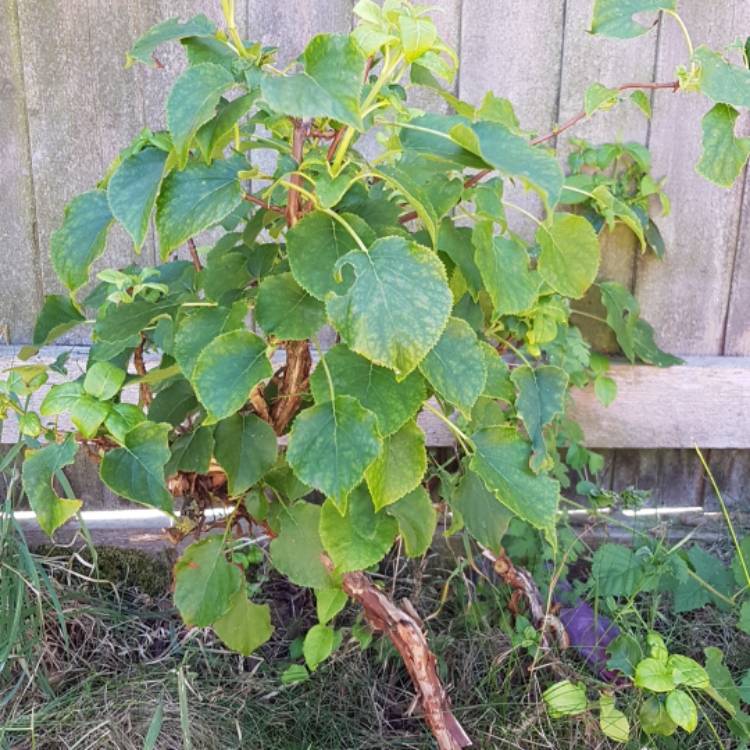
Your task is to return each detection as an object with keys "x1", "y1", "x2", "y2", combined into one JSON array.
[
  {"x1": 695, "y1": 46, "x2": 750, "y2": 109},
  {"x1": 107, "y1": 147, "x2": 168, "y2": 250},
  {"x1": 697, "y1": 104, "x2": 750, "y2": 188},
  {"x1": 99, "y1": 422, "x2": 173, "y2": 512},
  {"x1": 399, "y1": 15, "x2": 437, "y2": 61},
  {"x1": 156, "y1": 154, "x2": 245, "y2": 259},
  {"x1": 148, "y1": 380, "x2": 197, "y2": 427},
  {"x1": 599, "y1": 694, "x2": 630, "y2": 742},
  {"x1": 473, "y1": 224, "x2": 539, "y2": 315},
  {"x1": 287, "y1": 396, "x2": 382, "y2": 510},
  {"x1": 126, "y1": 14, "x2": 217, "y2": 67},
  {"x1": 310, "y1": 345, "x2": 426, "y2": 436},
  {"x1": 270, "y1": 502, "x2": 330, "y2": 589},
  {"x1": 167, "y1": 63, "x2": 236, "y2": 168},
  {"x1": 287, "y1": 211, "x2": 372, "y2": 301},
  {"x1": 594, "y1": 375, "x2": 617, "y2": 406},
  {"x1": 400, "y1": 114, "x2": 487, "y2": 169},
  {"x1": 174, "y1": 301, "x2": 247, "y2": 378},
  {"x1": 303, "y1": 623, "x2": 336, "y2": 671},
  {"x1": 704, "y1": 646, "x2": 740, "y2": 715},
  {"x1": 584, "y1": 83, "x2": 620, "y2": 116},
  {"x1": 450, "y1": 120, "x2": 564, "y2": 208},
  {"x1": 365, "y1": 420, "x2": 426, "y2": 510},
  {"x1": 590, "y1": 0, "x2": 675, "y2": 39},
  {"x1": 191, "y1": 330, "x2": 272, "y2": 422},
  {"x1": 166, "y1": 426, "x2": 214, "y2": 475},
  {"x1": 668, "y1": 655, "x2": 710, "y2": 690},
  {"x1": 281, "y1": 664, "x2": 310, "y2": 685},
  {"x1": 319, "y1": 485, "x2": 398, "y2": 572},
  {"x1": 591, "y1": 543, "x2": 643, "y2": 597},
  {"x1": 630, "y1": 90, "x2": 652, "y2": 118},
  {"x1": 213, "y1": 592, "x2": 273, "y2": 656},
  {"x1": 451, "y1": 469, "x2": 512, "y2": 553},
  {"x1": 537, "y1": 213, "x2": 600, "y2": 299},
  {"x1": 83, "y1": 362, "x2": 126, "y2": 401},
  {"x1": 386, "y1": 486, "x2": 437, "y2": 557},
  {"x1": 543, "y1": 680, "x2": 588, "y2": 718},
  {"x1": 666, "y1": 689, "x2": 698, "y2": 733},
  {"x1": 196, "y1": 93, "x2": 256, "y2": 162},
  {"x1": 261, "y1": 34, "x2": 365, "y2": 129},
  {"x1": 640, "y1": 696, "x2": 677, "y2": 736},
  {"x1": 438, "y1": 220, "x2": 483, "y2": 298},
  {"x1": 173, "y1": 536, "x2": 242, "y2": 626},
  {"x1": 739, "y1": 600, "x2": 750, "y2": 636},
  {"x1": 316, "y1": 587, "x2": 348, "y2": 625},
  {"x1": 510, "y1": 364, "x2": 568, "y2": 473},
  {"x1": 213, "y1": 413, "x2": 277, "y2": 495},
  {"x1": 635, "y1": 658, "x2": 676, "y2": 693},
  {"x1": 470, "y1": 427, "x2": 560, "y2": 540},
  {"x1": 40, "y1": 381, "x2": 84, "y2": 418},
  {"x1": 105, "y1": 403, "x2": 146, "y2": 445},
  {"x1": 255, "y1": 273, "x2": 326, "y2": 340},
  {"x1": 326, "y1": 236, "x2": 452, "y2": 378},
  {"x1": 419, "y1": 317, "x2": 487, "y2": 418},
  {"x1": 606, "y1": 634, "x2": 644, "y2": 677},
  {"x1": 71, "y1": 395, "x2": 111, "y2": 438},
  {"x1": 21, "y1": 436, "x2": 81, "y2": 536},
  {"x1": 51, "y1": 190, "x2": 113, "y2": 292},
  {"x1": 94, "y1": 296, "x2": 181, "y2": 344},
  {"x1": 32, "y1": 295, "x2": 85, "y2": 346}
]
